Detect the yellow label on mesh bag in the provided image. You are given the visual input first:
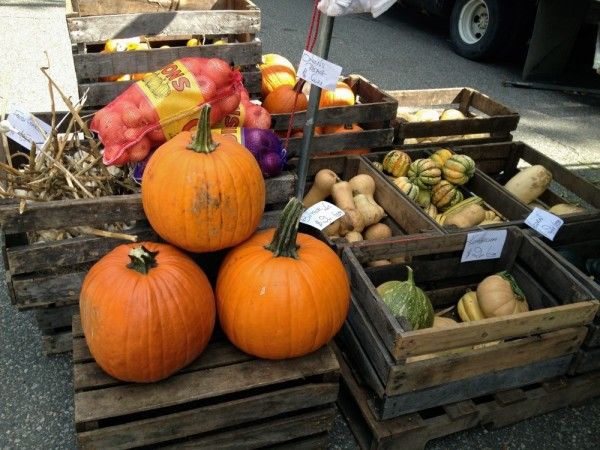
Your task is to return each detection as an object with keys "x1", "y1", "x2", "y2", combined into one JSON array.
[
  {"x1": 138, "y1": 60, "x2": 204, "y2": 139},
  {"x1": 212, "y1": 127, "x2": 243, "y2": 144}
]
